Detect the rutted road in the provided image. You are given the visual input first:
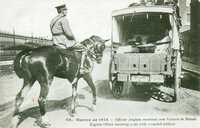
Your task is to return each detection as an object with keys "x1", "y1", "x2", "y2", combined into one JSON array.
[{"x1": 0, "y1": 49, "x2": 200, "y2": 128}]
